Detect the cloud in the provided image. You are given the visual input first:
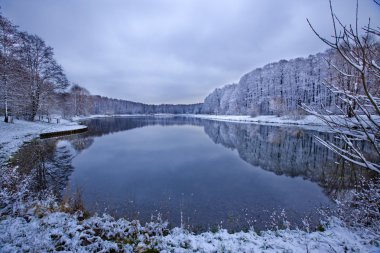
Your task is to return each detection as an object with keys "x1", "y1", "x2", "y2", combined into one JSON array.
[{"x1": 0, "y1": 0, "x2": 378, "y2": 104}]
